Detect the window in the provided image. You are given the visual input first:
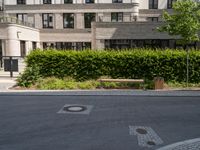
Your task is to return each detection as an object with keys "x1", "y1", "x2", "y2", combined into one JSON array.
[
  {"x1": 43, "y1": 42, "x2": 55, "y2": 49},
  {"x1": 0, "y1": 40, "x2": 2, "y2": 58},
  {"x1": 85, "y1": 0, "x2": 94, "y2": 4},
  {"x1": 149, "y1": 0, "x2": 158, "y2": 9},
  {"x1": 84, "y1": 13, "x2": 96, "y2": 28},
  {"x1": 167, "y1": 0, "x2": 176, "y2": 9},
  {"x1": 43, "y1": 42, "x2": 91, "y2": 50},
  {"x1": 63, "y1": 13, "x2": 74, "y2": 28},
  {"x1": 64, "y1": 0, "x2": 73, "y2": 3},
  {"x1": 111, "y1": 12, "x2": 123, "y2": 22},
  {"x1": 106, "y1": 39, "x2": 171, "y2": 49},
  {"x1": 109, "y1": 39, "x2": 131, "y2": 49},
  {"x1": 17, "y1": 14, "x2": 28, "y2": 23},
  {"x1": 17, "y1": 0, "x2": 26, "y2": 4},
  {"x1": 32, "y1": 42, "x2": 37, "y2": 50},
  {"x1": 56, "y1": 42, "x2": 74, "y2": 50},
  {"x1": 0, "y1": 2, "x2": 3, "y2": 11},
  {"x1": 112, "y1": 0, "x2": 122, "y2": 3},
  {"x1": 20, "y1": 41, "x2": 26, "y2": 57},
  {"x1": 42, "y1": 14, "x2": 53, "y2": 28},
  {"x1": 43, "y1": 0, "x2": 51, "y2": 4},
  {"x1": 147, "y1": 17, "x2": 159, "y2": 22}
]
